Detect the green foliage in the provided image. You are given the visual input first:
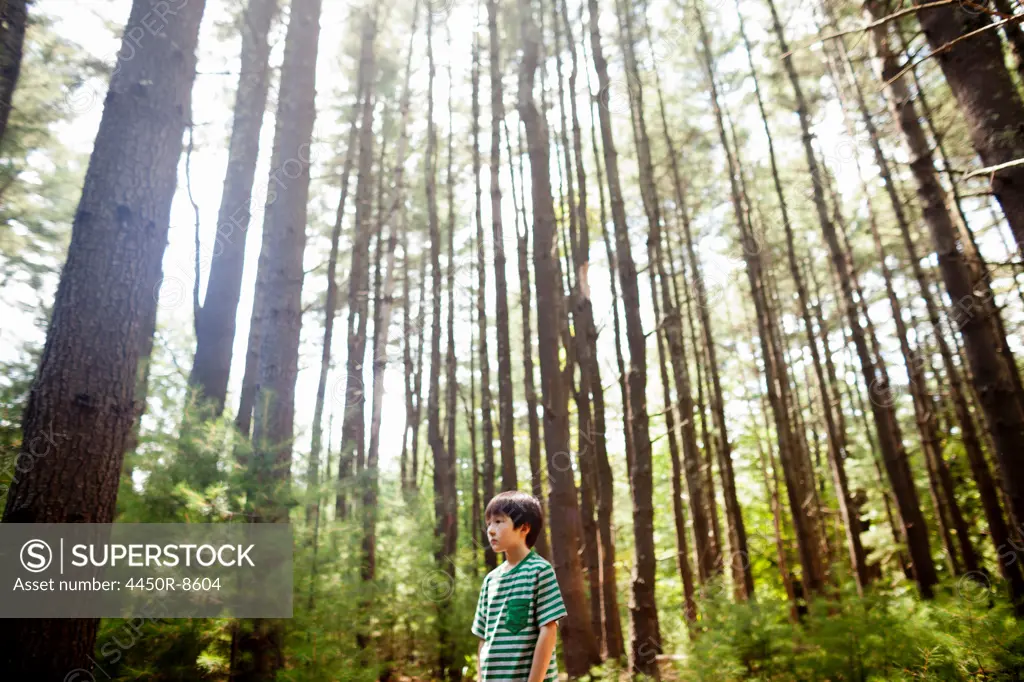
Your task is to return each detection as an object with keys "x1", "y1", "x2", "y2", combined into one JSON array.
[
  {"x1": 0, "y1": 12, "x2": 93, "y2": 302},
  {"x1": 676, "y1": 581, "x2": 1024, "y2": 681}
]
